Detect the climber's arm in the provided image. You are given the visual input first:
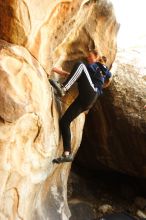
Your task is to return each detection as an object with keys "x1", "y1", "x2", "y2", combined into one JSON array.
[
  {"x1": 103, "y1": 77, "x2": 112, "y2": 88},
  {"x1": 52, "y1": 67, "x2": 70, "y2": 76},
  {"x1": 102, "y1": 67, "x2": 112, "y2": 89}
]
